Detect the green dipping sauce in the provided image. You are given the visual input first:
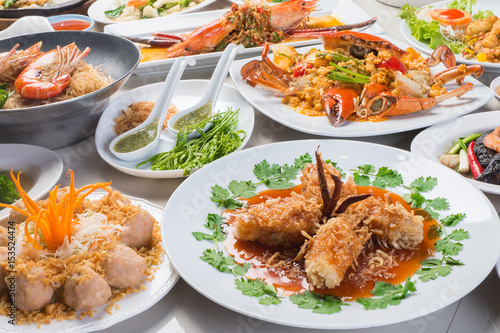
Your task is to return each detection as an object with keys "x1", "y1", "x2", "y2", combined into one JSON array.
[
  {"x1": 113, "y1": 120, "x2": 159, "y2": 153},
  {"x1": 172, "y1": 103, "x2": 211, "y2": 131}
]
